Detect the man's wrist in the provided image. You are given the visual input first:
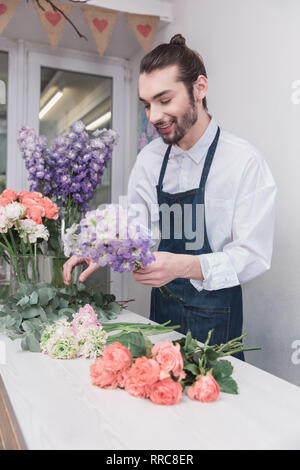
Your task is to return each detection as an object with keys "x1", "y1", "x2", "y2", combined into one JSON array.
[{"x1": 174, "y1": 254, "x2": 204, "y2": 281}]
